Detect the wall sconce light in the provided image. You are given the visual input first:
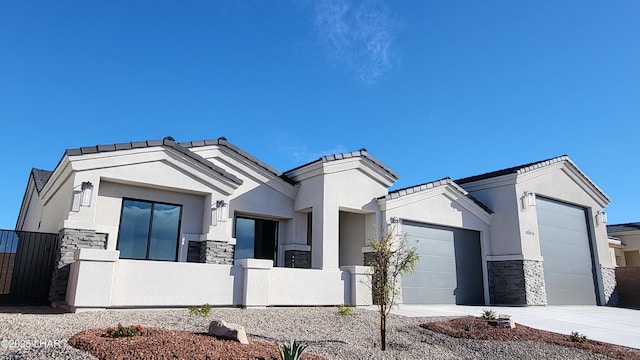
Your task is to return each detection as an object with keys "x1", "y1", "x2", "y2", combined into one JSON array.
[
  {"x1": 216, "y1": 200, "x2": 228, "y2": 222},
  {"x1": 596, "y1": 210, "x2": 608, "y2": 226},
  {"x1": 522, "y1": 191, "x2": 536, "y2": 210},
  {"x1": 80, "y1": 181, "x2": 93, "y2": 207}
]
